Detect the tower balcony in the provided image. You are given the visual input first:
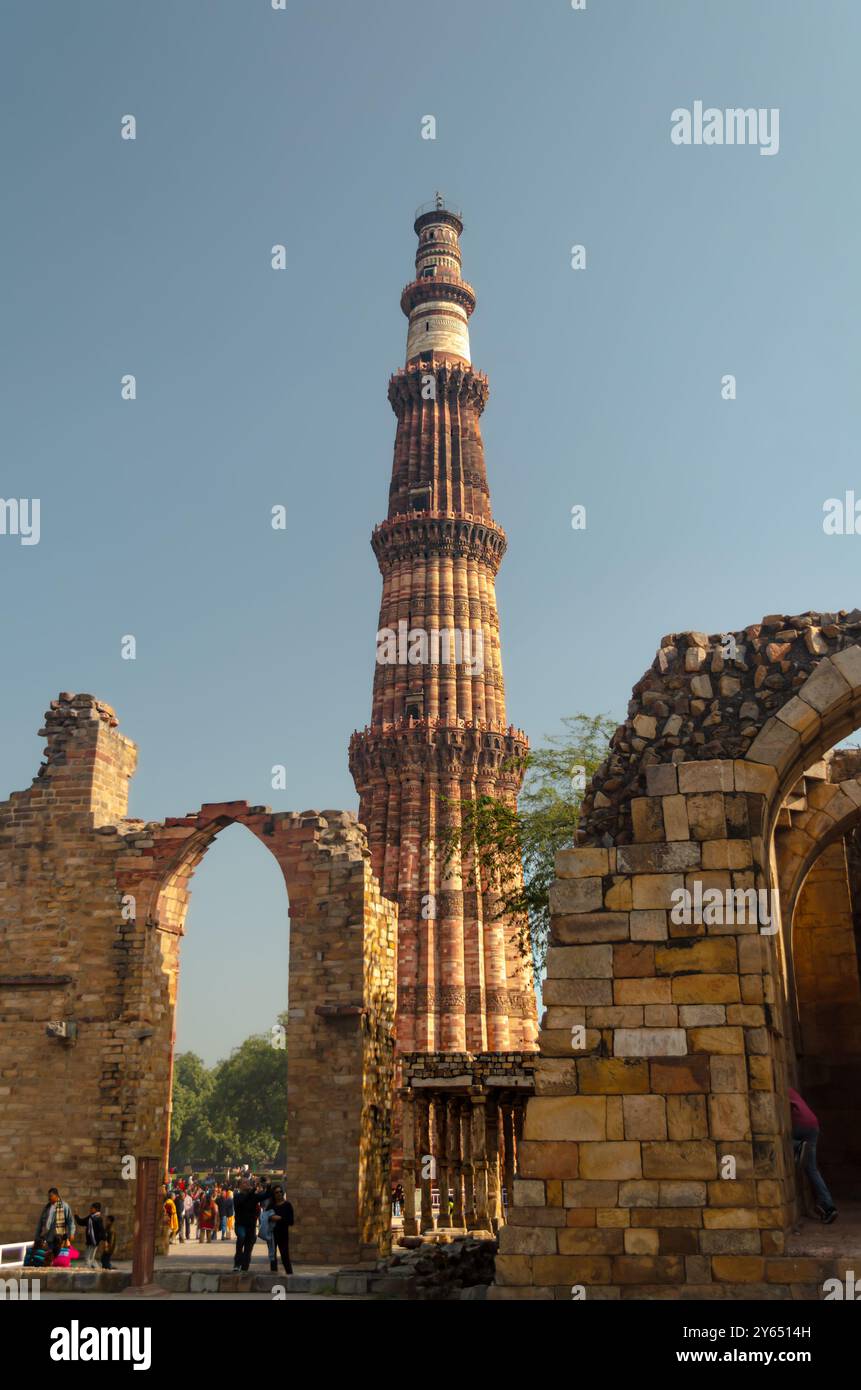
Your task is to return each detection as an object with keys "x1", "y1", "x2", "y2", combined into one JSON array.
[
  {"x1": 371, "y1": 510, "x2": 508, "y2": 573},
  {"x1": 400, "y1": 275, "x2": 477, "y2": 319}
]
